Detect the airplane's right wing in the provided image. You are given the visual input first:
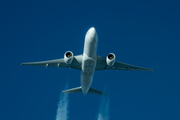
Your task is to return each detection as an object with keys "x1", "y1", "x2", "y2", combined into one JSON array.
[
  {"x1": 96, "y1": 55, "x2": 153, "y2": 71},
  {"x1": 21, "y1": 55, "x2": 83, "y2": 70}
]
